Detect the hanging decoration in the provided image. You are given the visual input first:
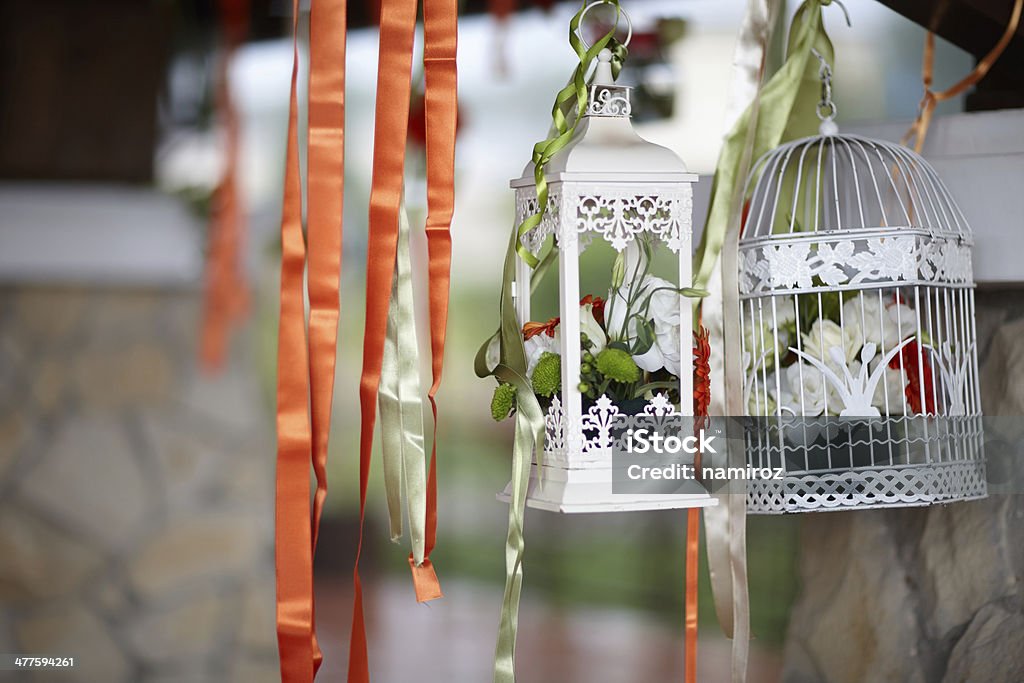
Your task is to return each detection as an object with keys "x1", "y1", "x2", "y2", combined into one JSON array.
[
  {"x1": 199, "y1": 0, "x2": 251, "y2": 372},
  {"x1": 274, "y1": 0, "x2": 347, "y2": 679},
  {"x1": 352, "y1": 0, "x2": 457, "y2": 675},
  {"x1": 692, "y1": 1, "x2": 839, "y2": 680},
  {"x1": 735, "y1": 51, "x2": 986, "y2": 514},
  {"x1": 478, "y1": 3, "x2": 716, "y2": 681},
  {"x1": 274, "y1": 0, "x2": 456, "y2": 677},
  {"x1": 497, "y1": 44, "x2": 710, "y2": 512}
]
